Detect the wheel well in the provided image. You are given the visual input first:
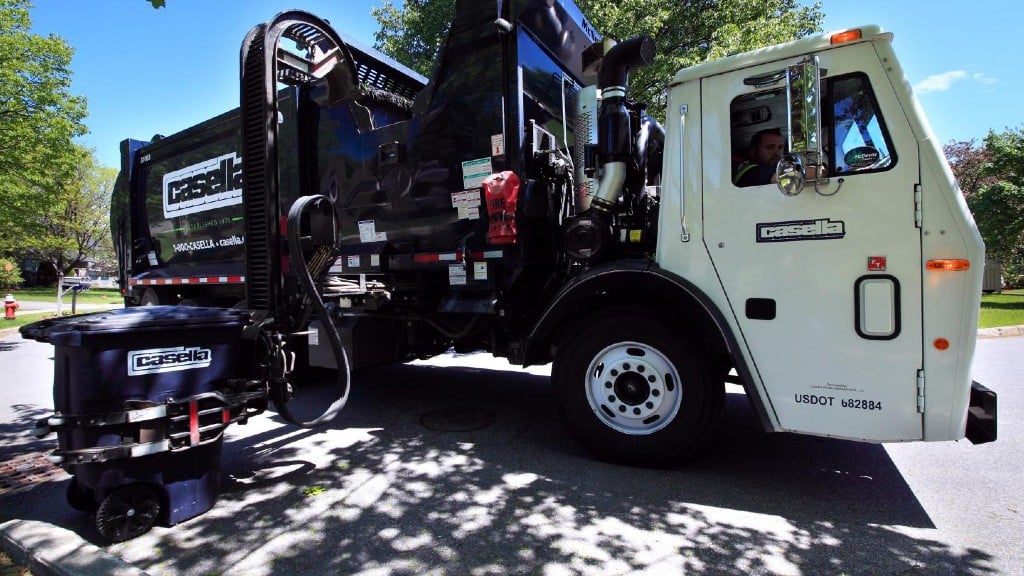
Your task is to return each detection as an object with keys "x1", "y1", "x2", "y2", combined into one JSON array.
[{"x1": 527, "y1": 267, "x2": 733, "y2": 371}]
